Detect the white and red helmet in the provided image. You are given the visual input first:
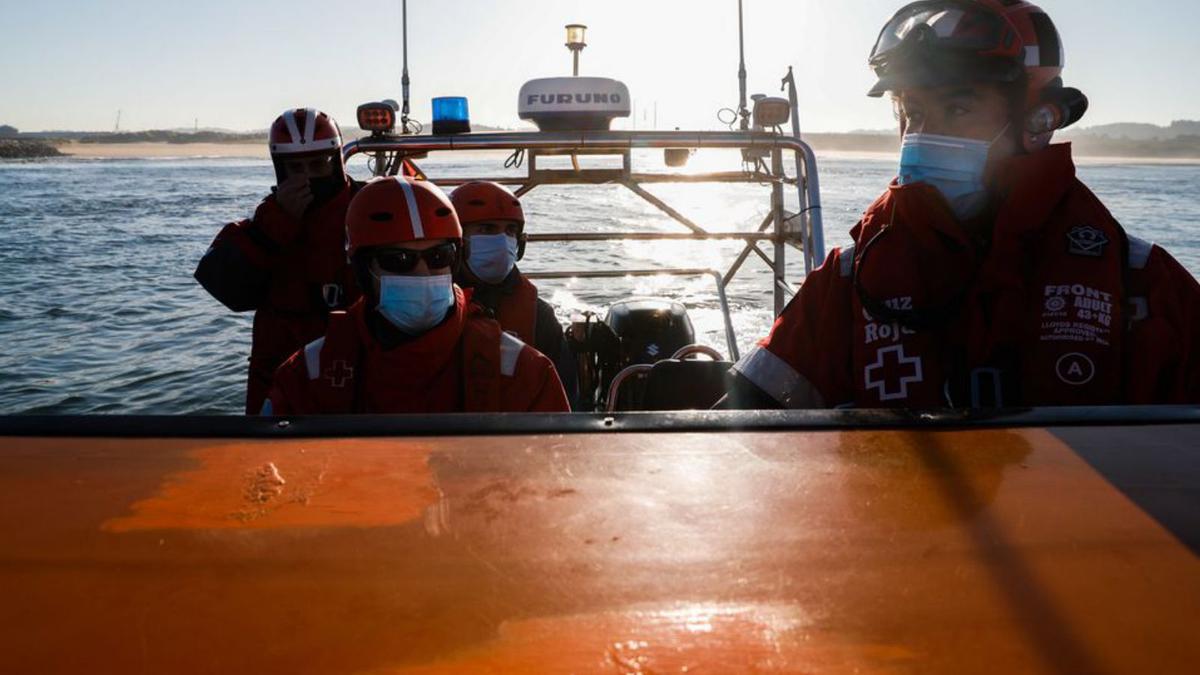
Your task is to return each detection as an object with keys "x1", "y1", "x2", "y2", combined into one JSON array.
[
  {"x1": 346, "y1": 177, "x2": 463, "y2": 258},
  {"x1": 269, "y1": 108, "x2": 342, "y2": 157}
]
